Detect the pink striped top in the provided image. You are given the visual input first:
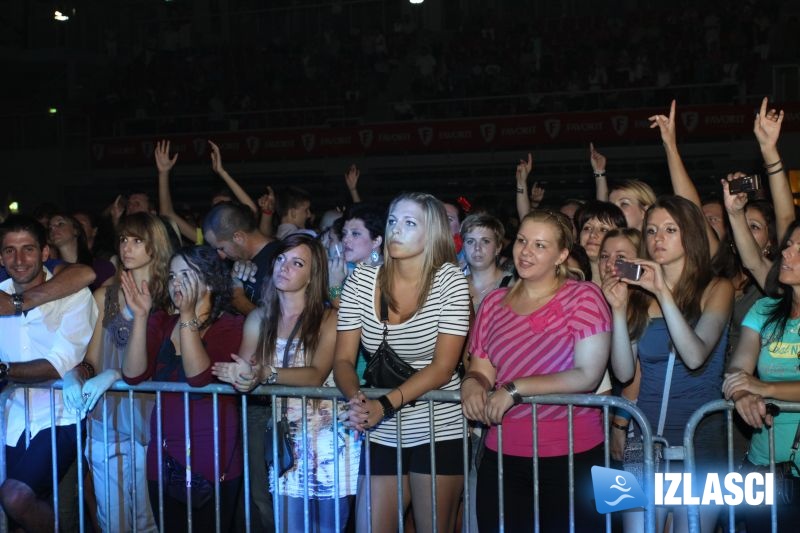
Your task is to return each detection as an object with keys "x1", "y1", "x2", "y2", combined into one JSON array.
[{"x1": 469, "y1": 279, "x2": 611, "y2": 457}]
